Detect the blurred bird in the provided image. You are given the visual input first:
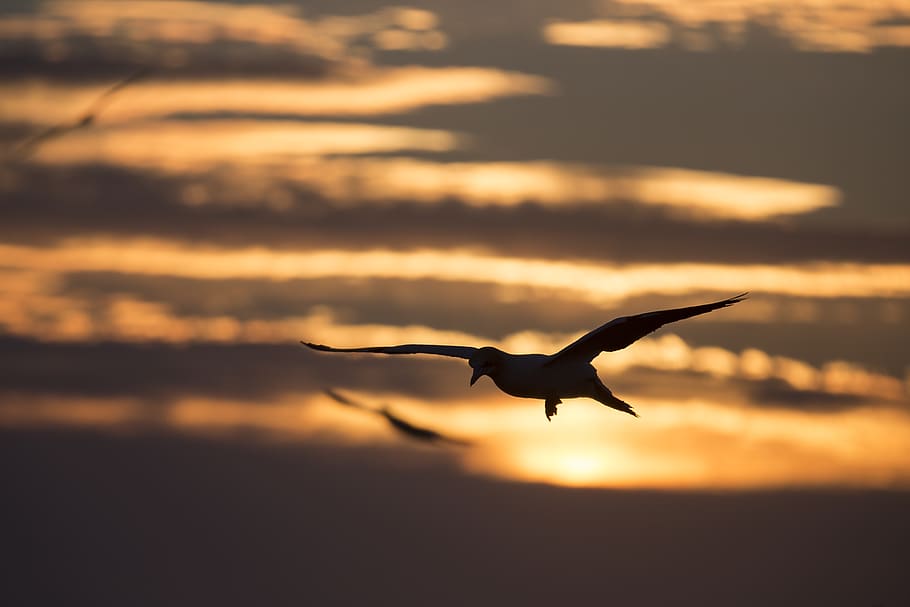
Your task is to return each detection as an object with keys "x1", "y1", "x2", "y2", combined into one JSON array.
[
  {"x1": 324, "y1": 389, "x2": 471, "y2": 447},
  {"x1": 8, "y1": 67, "x2": 151, "y2": 160},
  {"x1": 305, "y1": 294, "x2": 747, "y2": 421}
]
